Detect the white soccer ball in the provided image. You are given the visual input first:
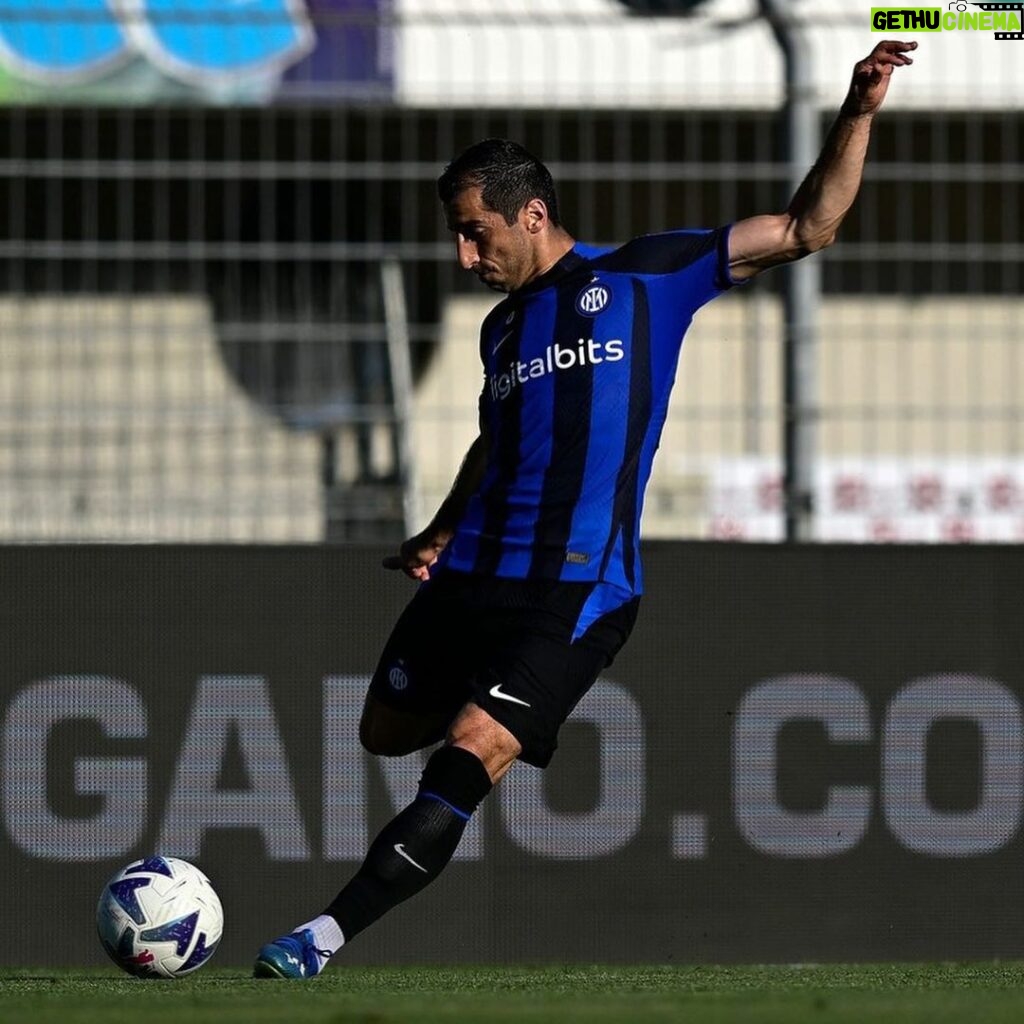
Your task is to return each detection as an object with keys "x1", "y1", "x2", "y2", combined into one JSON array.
[{"x1": 96, "y1": 856, "x2": 224, "y2": 978}]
